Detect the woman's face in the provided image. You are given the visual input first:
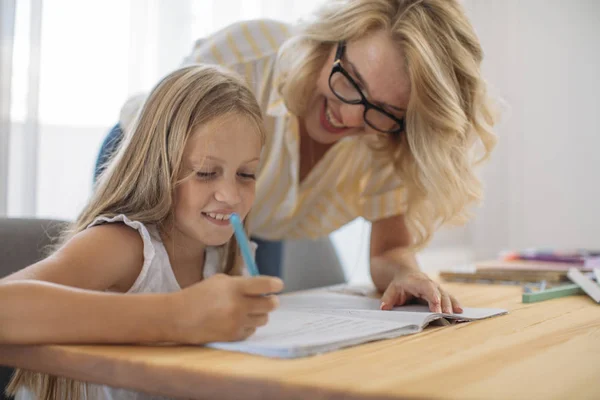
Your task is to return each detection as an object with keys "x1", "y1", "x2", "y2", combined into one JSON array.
[{"x1": 303, "y1": 29, "x2": 411, "y2": 145}]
